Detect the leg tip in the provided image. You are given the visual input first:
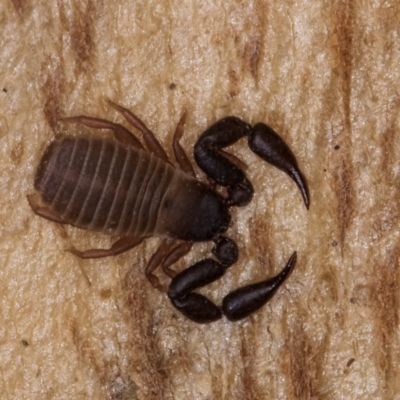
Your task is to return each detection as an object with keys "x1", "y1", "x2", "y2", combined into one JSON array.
[
  {"x1": 107, "y1": 99, "x2": 124, "y2": 112},
  {"x1": 67, "y1": 246, "x2": 80, "y2": 257}
]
